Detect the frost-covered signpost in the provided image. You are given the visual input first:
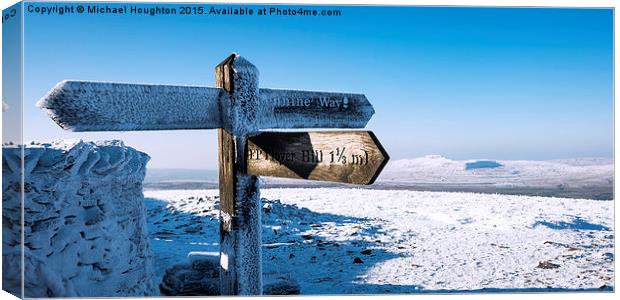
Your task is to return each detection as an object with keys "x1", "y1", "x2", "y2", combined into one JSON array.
[{"x1": 38, "y1": 53, "x2": 389, "y2": 295}]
